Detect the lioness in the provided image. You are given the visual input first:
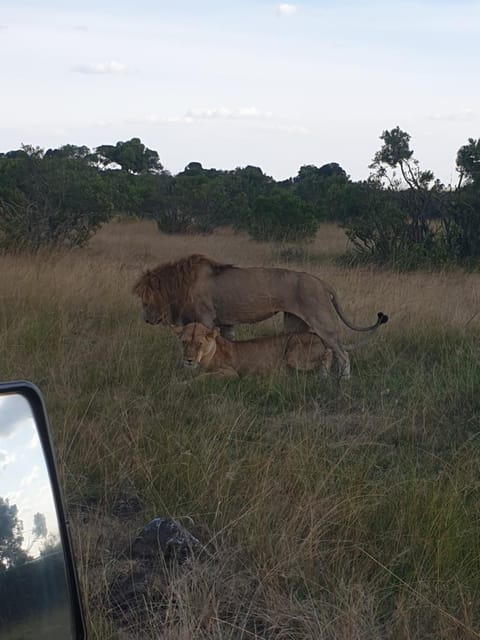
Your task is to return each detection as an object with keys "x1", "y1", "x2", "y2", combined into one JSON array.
[
  {"x1": 173, "y1": 322, "x2": 333, "y2": 379},
  {"x1": 134, "y1": 254, "x2": 388, "y2": 379}
]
